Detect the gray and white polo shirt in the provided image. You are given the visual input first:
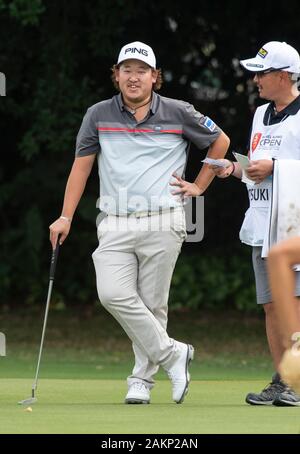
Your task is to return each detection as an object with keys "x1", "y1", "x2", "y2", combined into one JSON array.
[{"x1": 76, "y1": 92, "x2": 221, "y2": 214}]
